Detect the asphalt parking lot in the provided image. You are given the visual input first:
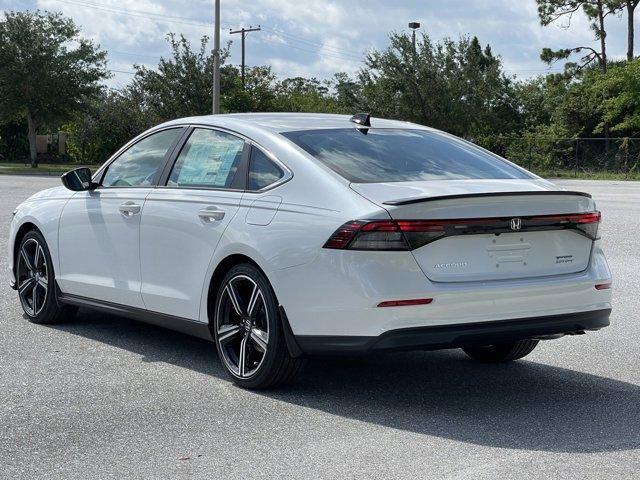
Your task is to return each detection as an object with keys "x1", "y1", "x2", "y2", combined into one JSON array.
[{"x1": 1, "y1": 175, "x2": 638, "y2": 479}]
